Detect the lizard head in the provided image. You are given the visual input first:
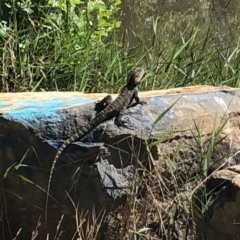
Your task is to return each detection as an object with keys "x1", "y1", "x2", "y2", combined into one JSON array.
[{"x1": 127, "y1": 67, "x2": 145, "y2": 86}]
